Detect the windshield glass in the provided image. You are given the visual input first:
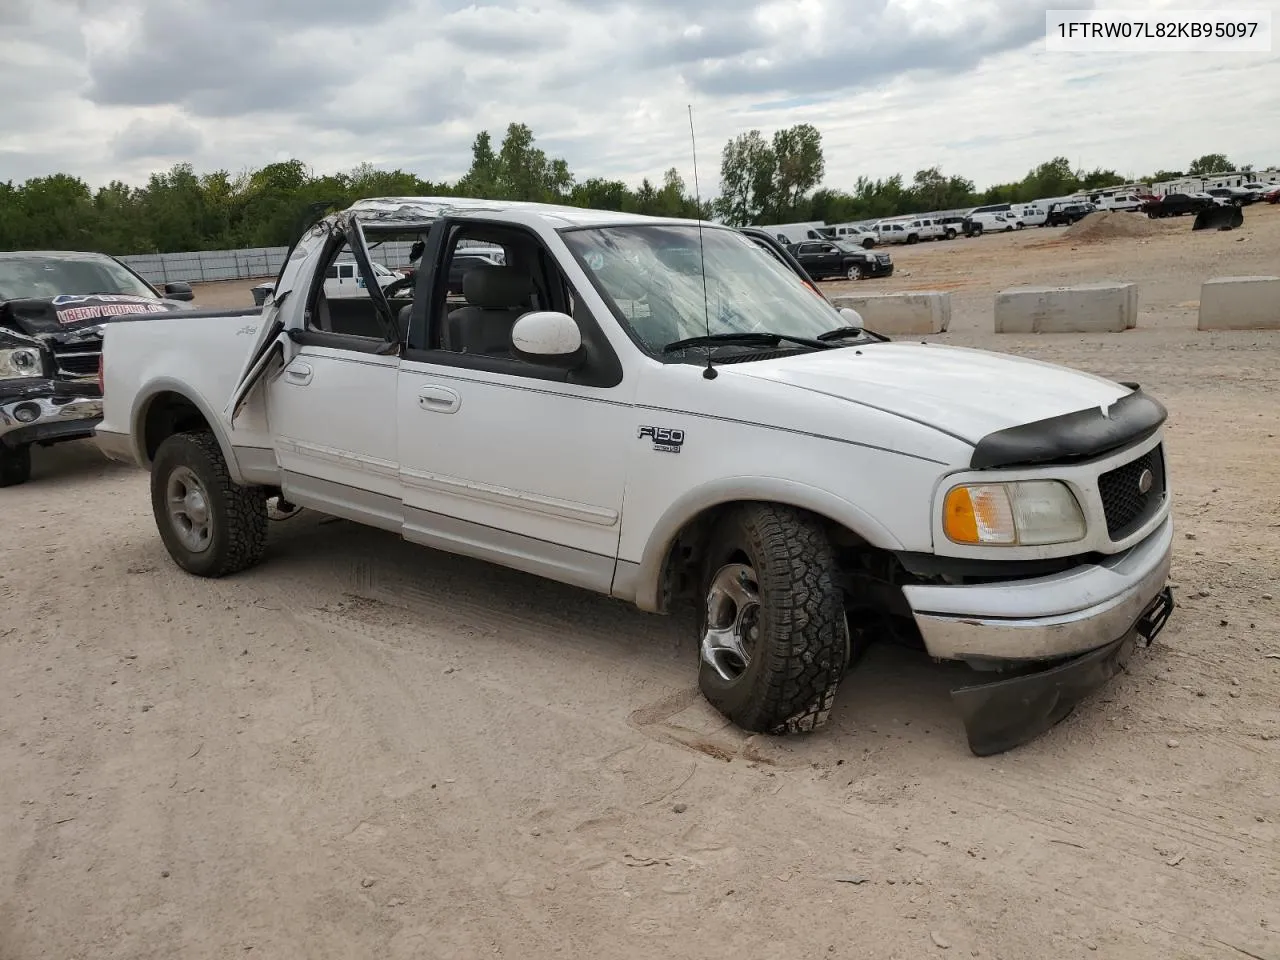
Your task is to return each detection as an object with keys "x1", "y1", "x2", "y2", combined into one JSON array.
[
  {"x1": 832, "y1": 240, "x2": 862, "y2": 254},
  {"x1": 0, "y1": 256, "x2": 157, "y2": 301},
  {"x1": 562, "y1": 224, "x2": 842, "y2": 354}
]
